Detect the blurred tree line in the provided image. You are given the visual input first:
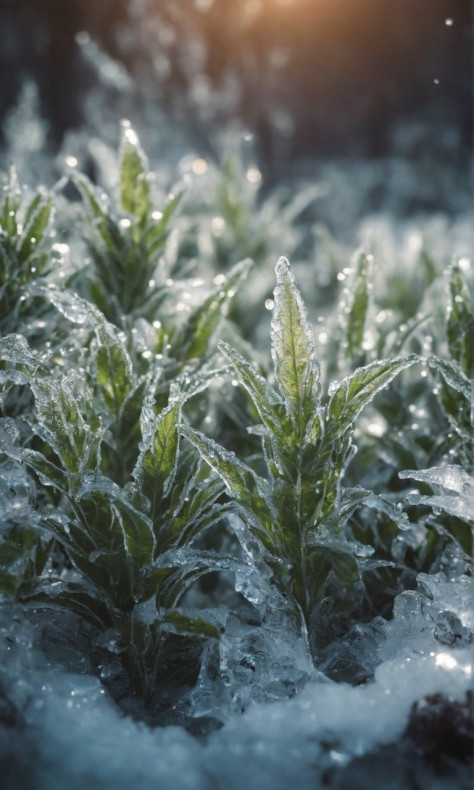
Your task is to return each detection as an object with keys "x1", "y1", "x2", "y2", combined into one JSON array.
[{"x1": 0, "y1": 0, "x2": 471, "y2": 173}]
